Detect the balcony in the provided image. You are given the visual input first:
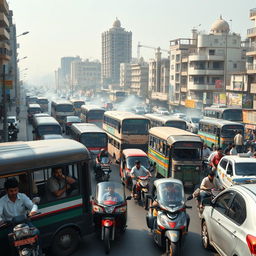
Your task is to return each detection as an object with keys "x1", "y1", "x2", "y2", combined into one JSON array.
[
  {"x1": 151, "y1": 92, "x2": 168, "y2": 101},
  {"x1": 0, "y1": 13, "x2": 8, "y2": 27},
  {"x1": 251, "y1": 83, "x2": 256, "y2": 94},
  {"x1": 247, "y1": 64, "x2": 256, "y2": 74},
  {"x1": 247, "y1": 27, "x2": 256, "y2": 38},
  {"x1": 246, "y1": 46, "x2": 256, "y2": 56},
  {"x1": 180, "y1": 85, "x2": 187, "y2": 92},
  {"x1": 188, "y1": 83, "x2": 223, "y2": 91},
  {"x1": 189, "y1": 54, "x2": 224, "y2": 61},
  {"x1": 188, "y1": 68, "x2": 224, "y2": 76},
  {"x1": 250, "y1": 8, "x2": 256, "y2": 20},
  {"x1": 0, "y1": 0, "x2": 9, "y2": 16},
  {"x1": 0, "y1": 27, "x2": 9, "y2": 40}
]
